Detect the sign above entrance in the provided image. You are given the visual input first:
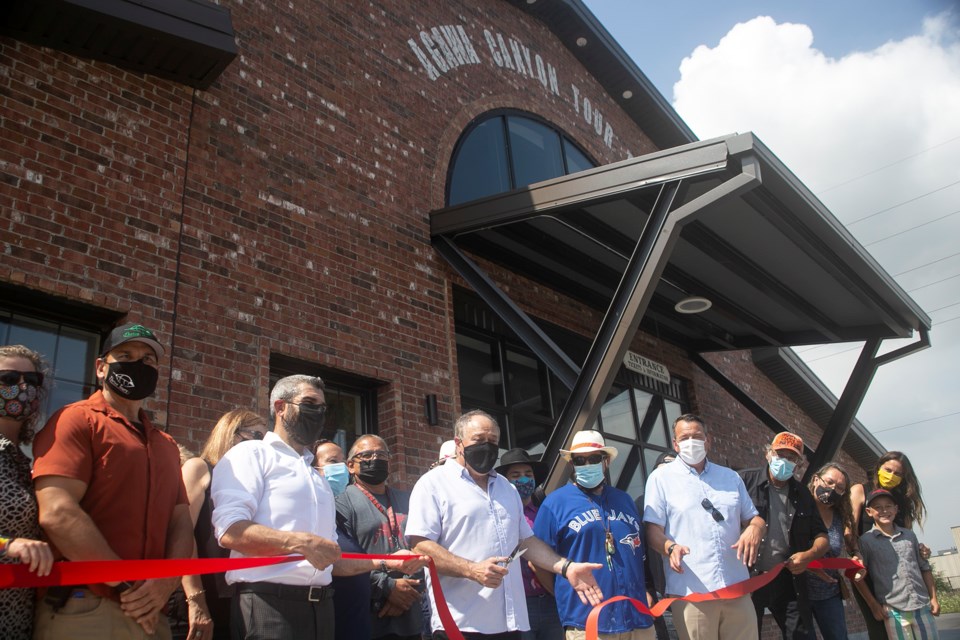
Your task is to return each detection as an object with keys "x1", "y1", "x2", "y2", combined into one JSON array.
[{"x1": 623, "y1": 351, "x2": 670, "y2": 385}]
